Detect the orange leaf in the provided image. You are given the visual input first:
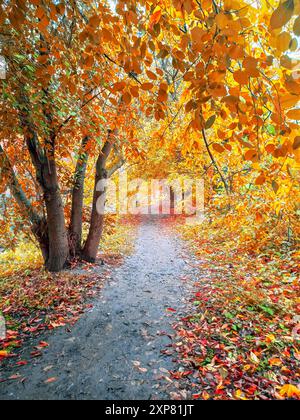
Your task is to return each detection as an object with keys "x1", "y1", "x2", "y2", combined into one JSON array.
[
  {"x1": 270, "y1": 0, "x2": 294, "y2": 30},
  {"x1": 122, "y1": 92, "x2": 132, "y2": 105},
  {"x1": 233, "y1": 70, "x2": 249, "y2": 85},
  {"x1": 141, "y1": 83, "x2": 154, "y2": 91},
  {"x1": 113, "y1": 81, "x2": 126, "y2": 92},
  {"x1": 146, "y1": 70, "x2": 157, "y2": 80},
  {"x1": 212, "y1": 143, "x2": 225, "y2": 153},
  {"x1": 244, "y1": 149, "x2": 258, "y2": 161},
  {"x1": 191, "y1": 26, "x2": 204, "y2": 45},
  {"x1": 269, "y1": 357, "x2": 282, "y2": 366},
  {"x1": 286, "y1": 109, "x2": 300, "y2": 120},
  {"x1": 255, "y1": 174, "x2": 266, "y2": 185},
  {"x1": 158, "y1": 89, "x2": 168, "y2": 102},
  {"x1": 265, "y1": 143, "x2": 275, "y2": 153},
  {"x1": 149, "y1": 8, "x2": 162, "y2": 29},
  {"x1": 293, "y1": 136, "x2": 300, "y2": 150}
]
